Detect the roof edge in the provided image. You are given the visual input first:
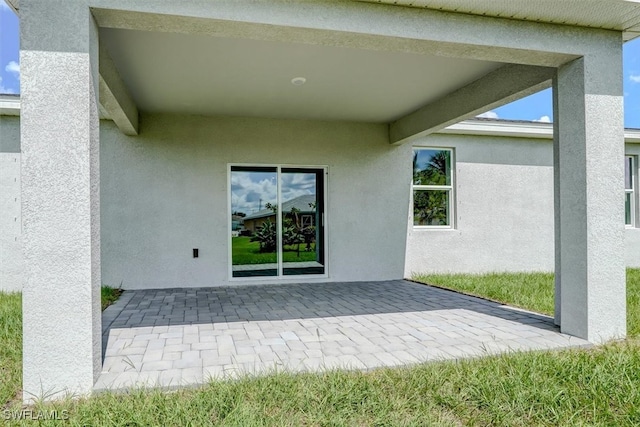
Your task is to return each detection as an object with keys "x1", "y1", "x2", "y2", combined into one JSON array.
[
  {"x1": 5, "y1": 0, "x2": 18, "y2": 13},
  {"x1": 0, "y1": 94, "x2": 20, "y2": 116},
  {"x1": 441, "y1": 119, "x2": 640, "y2": 144}
]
